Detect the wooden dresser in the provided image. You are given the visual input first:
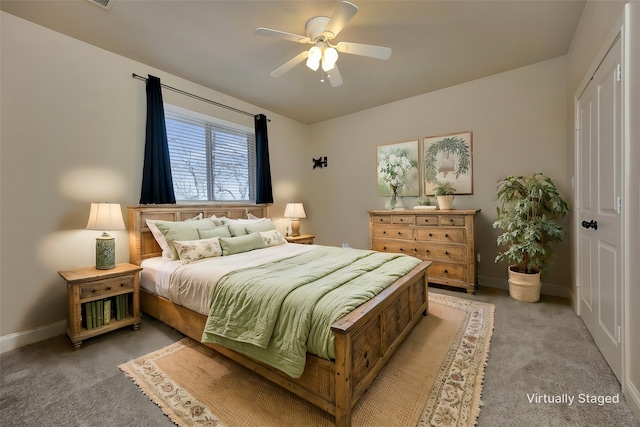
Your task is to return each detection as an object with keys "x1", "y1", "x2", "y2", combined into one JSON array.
[{"x1": 368, "y1": 209, "x2": 480, "y2": 294}]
